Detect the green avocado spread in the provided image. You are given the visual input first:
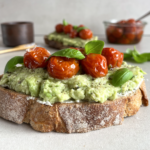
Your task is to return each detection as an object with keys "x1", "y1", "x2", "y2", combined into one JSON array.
[
  {"x1": 48, "y1": 32, "x2": 98, "y2": 47},
  {"x1": 0, "y1": 62, "x2": 145, "y2": 104}
]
